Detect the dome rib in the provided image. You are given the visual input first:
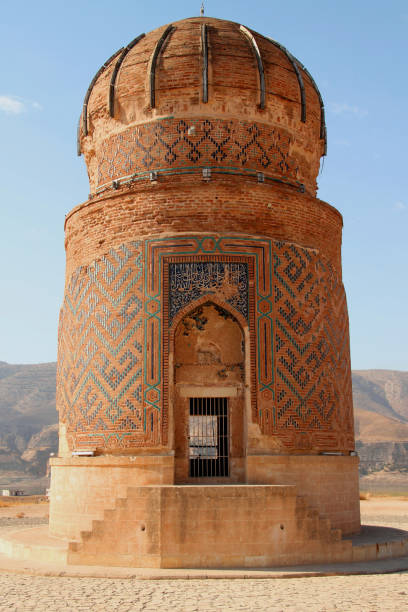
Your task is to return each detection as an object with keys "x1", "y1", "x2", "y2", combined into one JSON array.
[
  {"x1": 290, "y1": 53, "x2": 327, "y2": 153},
  {"x1": 109, "y1": 33, "x2": 146, "y2": 118},
  {"x1": 149, "y1": 25, "x2": 175, "y2": 108},
  {"x1": 78, "y1": 46, "x2": 123, "y2": 153},
  {"x1": 201, "y1": 24, "x2": 208, "y2": 103},
  {"x1": 265, "y1": 37, "x2": 306, "y2": 124},
  {"x1": 239, "y1": 25, "x2": 266, "y2": 109}
]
